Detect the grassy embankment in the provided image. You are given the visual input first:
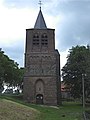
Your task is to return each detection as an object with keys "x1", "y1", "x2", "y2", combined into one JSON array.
[
  {"x1": 0, "y1": 94, "x2": 88, "y2": 120},
  {"x1": 0, "y1": 98, "x2": 39, "y2": 120}
]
